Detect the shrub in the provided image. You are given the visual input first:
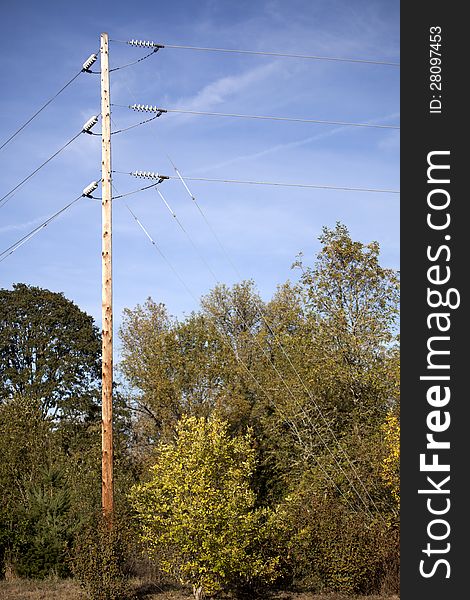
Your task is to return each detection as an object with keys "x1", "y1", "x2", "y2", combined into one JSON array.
[
  {"x1": 381, "y1": 413, "x2": 400, "y2": 508},
  {"x1": 271, "y1": 487, "x2": 399, "y2": 594},
  {"x1": 129, "y1": 415, "x2": 279, "y2": 599},
  {"x1": 71, "y1": 513, "x2": 134, "y2": 600}
]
